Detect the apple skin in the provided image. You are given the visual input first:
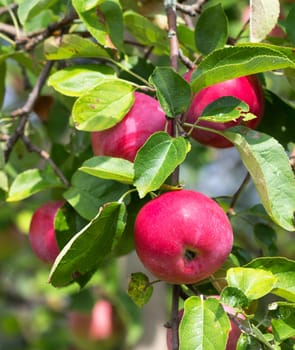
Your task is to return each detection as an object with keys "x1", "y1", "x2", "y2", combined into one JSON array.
[
  {"x1": 166, "y1": 302, "x2": 243, "y2": 350},
  {"x1": 91, "y1": 91, "x2": 168, "y2": 162},
  {"x1": 68, "y1": 299, "x2": 124, "y2": 350},
  {"x1": 184, "y1": 72, "x2": 265, "y2": 148},
  {"x1": 134, "y1": 190, "x2": 233, "y2": 285},
  {"x1": 29, "y1": 200, "x2": 64, "y2": 264}
]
